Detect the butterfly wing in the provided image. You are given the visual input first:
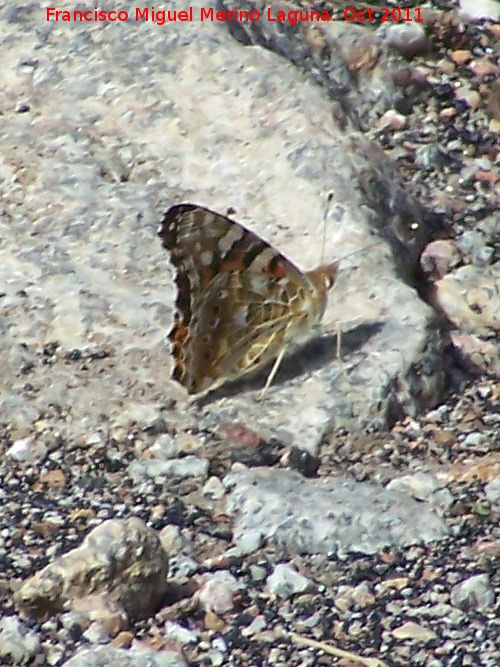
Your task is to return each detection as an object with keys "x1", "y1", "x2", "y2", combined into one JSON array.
[{"x1": 159, "y1": 204, "x2": 335, "y2": 394}]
